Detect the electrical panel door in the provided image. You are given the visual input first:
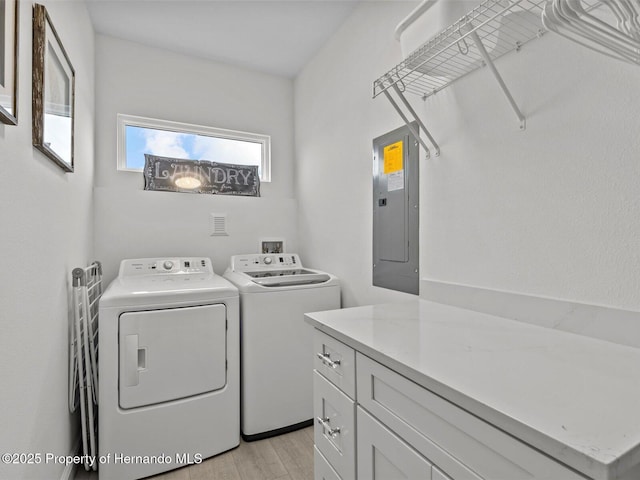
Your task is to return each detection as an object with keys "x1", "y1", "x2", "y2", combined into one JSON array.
[{"x1": 372, "y1": 123, "x2": 419, "y2": 295}]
